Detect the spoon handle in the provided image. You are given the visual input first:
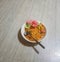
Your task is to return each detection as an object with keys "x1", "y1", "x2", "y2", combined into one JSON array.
[
  {"x1": 37, "y1": 42, "x2": 45, "y2": 49},
  {"x1": 33, "y1": 39, "x2": 45, "y2": 49}
]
